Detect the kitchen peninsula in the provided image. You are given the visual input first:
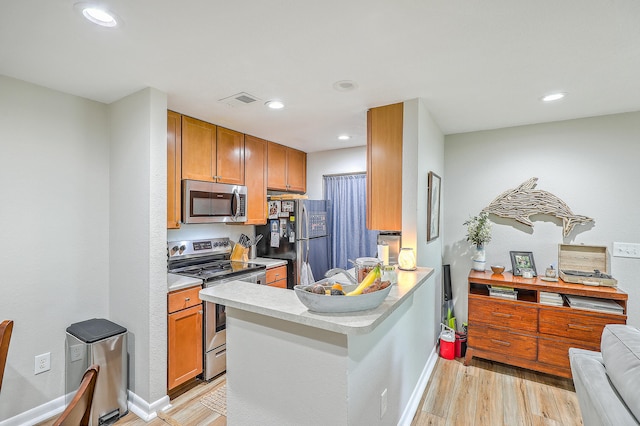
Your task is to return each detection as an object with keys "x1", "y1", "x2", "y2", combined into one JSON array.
[{"x1": 200, "y1": 267, "x2": 434, "y2": 426}]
